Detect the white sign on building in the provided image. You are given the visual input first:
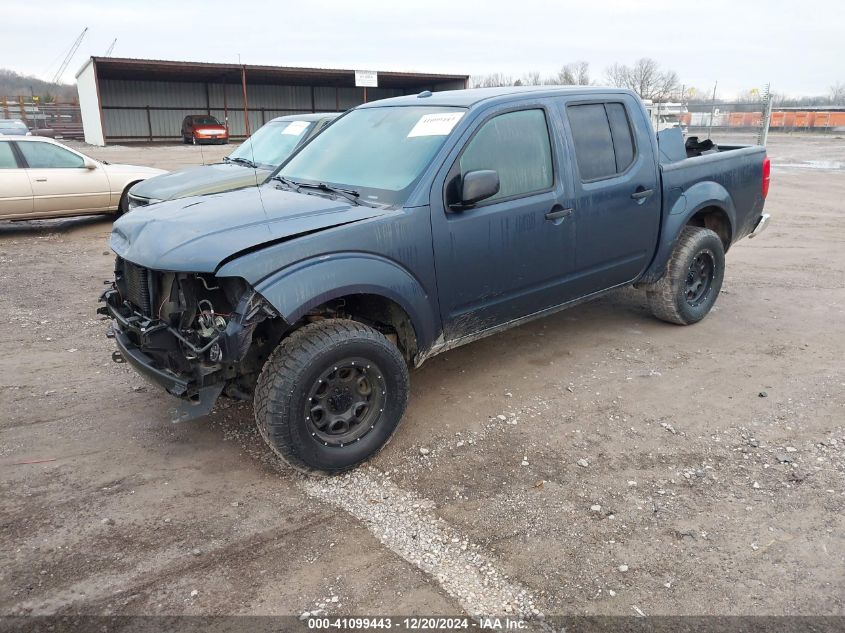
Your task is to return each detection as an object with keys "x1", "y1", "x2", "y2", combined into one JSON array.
[{"x1": 354, "y1": 70, "x2": 378, "y2": 88}]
